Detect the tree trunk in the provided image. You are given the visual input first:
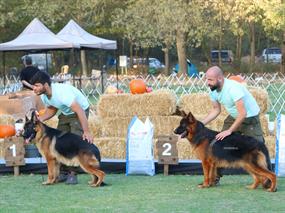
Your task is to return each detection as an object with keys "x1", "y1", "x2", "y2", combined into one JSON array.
[
  {"x1": 163, "y1": 43, "x2": 170, "y2": 75},
  {"x1": 176, "y1": 31, "x2": 187, "y2": 75},
  {"x1": 129, "y1": 40, "x2": 133, "y2": 68},
  {"x1": 236, "y1": 35, "x2": 242, "y2": 62},
  {"x1": 281, "y1": 30, "x2": 285, "y2": 74},
  {"x1": 249, "y1": 21, "x2": 255, "y2": 72},
  {"x1": 280, "y1": 0, "x2": 285, "y2": 74},
  {"x1": 80, "y1": 50, "x2": 87, "y2": 76},
  {"x1": 218, "y1": 11, "x2": 222, "y2": 67}
]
